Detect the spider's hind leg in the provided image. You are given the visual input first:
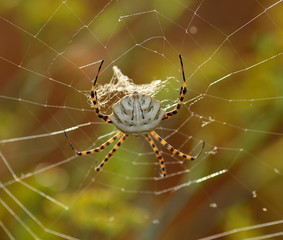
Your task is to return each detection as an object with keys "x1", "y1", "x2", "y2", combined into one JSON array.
[
  {"x1": 150, "y1": 131, "x2": 205, "y2": 161},
  {"x1": 95, "y1": 133, "x2": 128, "y2": 172},
  {"x1": 145, "y1": 134, "x2": 167, "y2": 177},
  {"x1": 64, "y1": 131, "x2": 123, "y2": 156}
]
